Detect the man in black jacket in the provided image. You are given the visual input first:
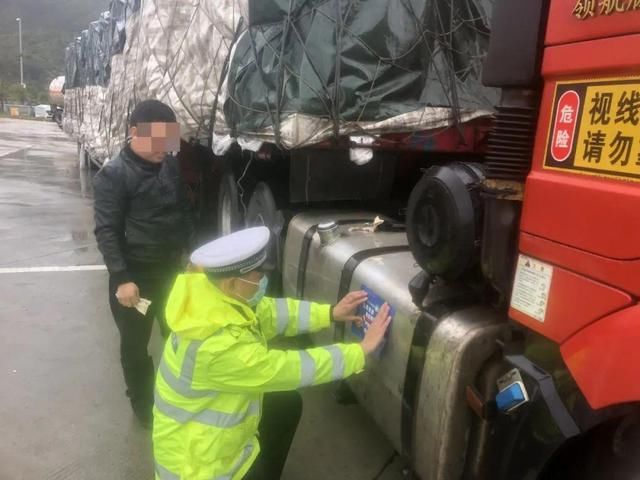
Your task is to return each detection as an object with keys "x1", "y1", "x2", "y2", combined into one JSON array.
[{"x1": 93, "y1": 100, "x2": 194, "y2": 428}]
